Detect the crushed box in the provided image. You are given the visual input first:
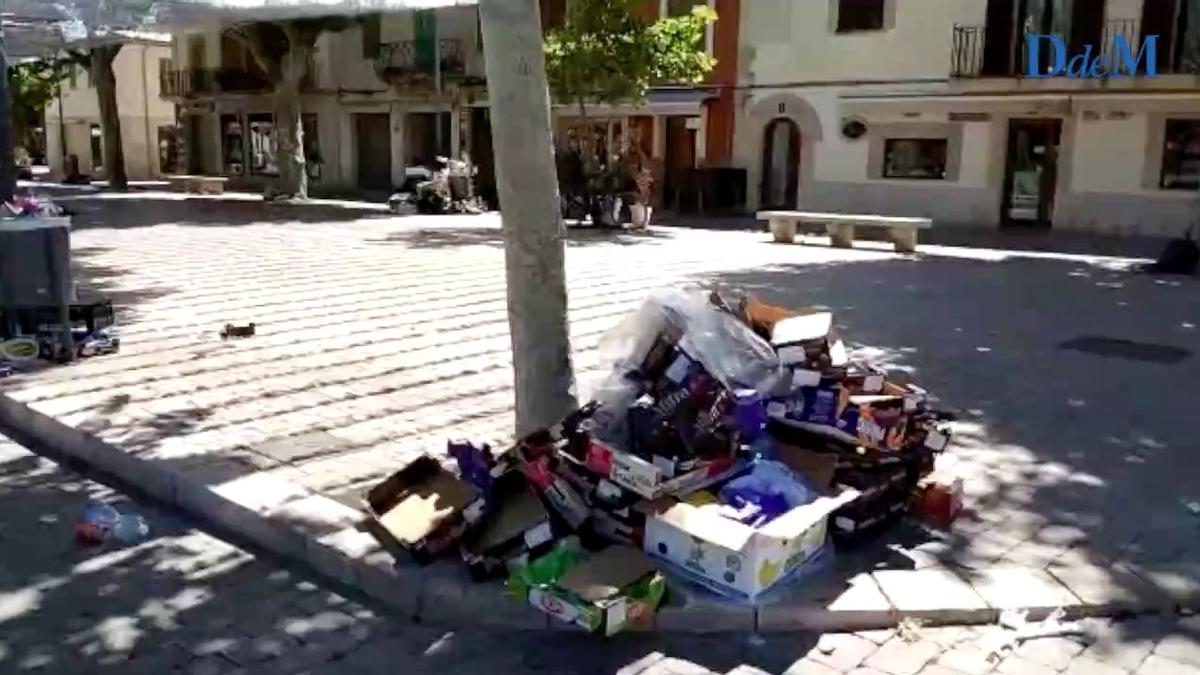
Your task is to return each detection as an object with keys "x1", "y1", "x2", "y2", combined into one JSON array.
[{"x1": 459, "y1": 469, "x2": 555, "y2": 581}]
